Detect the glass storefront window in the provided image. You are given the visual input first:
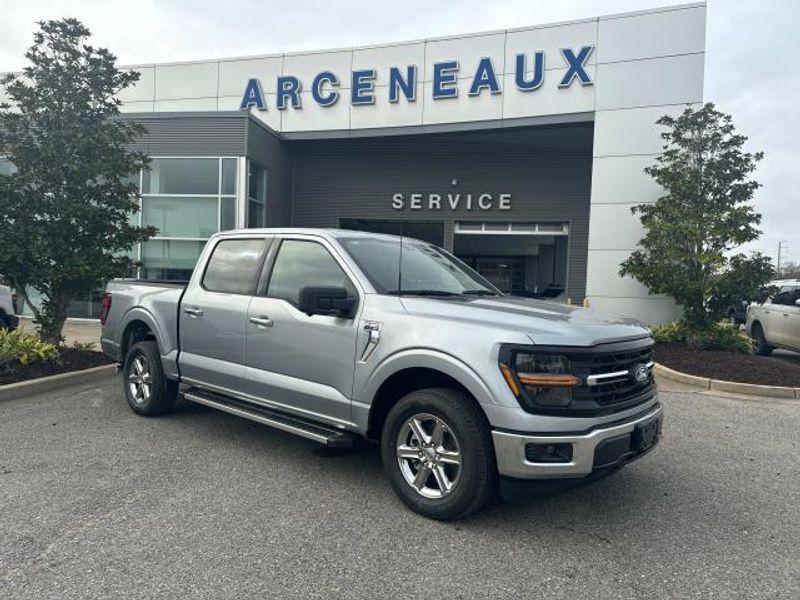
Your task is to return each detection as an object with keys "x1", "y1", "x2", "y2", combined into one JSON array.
[
  {"x1": 247, "y1": 161, "x2": 267, "y2": 228},
  {"x1": 221, "y1": 158, "x2": 237, "y2": 196},
  {"x1": 220, "y1": 197, "x2": 236, "y2": 231},
  {"x1": 142, "y1": 158, "x2": 220, "y2": 195},
  {"x1": 142, "y1": 196, "x2": 219, "y2": 239},
  {"x1": 136, "y1": 156, "x2": 240, "y2": 279},
  {"x1": 141, "y1": 240, "x2": 206, "y2": 281}
]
